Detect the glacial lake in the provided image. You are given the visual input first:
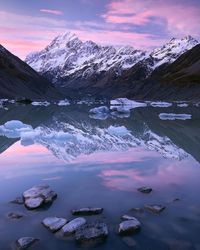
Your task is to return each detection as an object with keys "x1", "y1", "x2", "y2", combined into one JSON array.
[{"x1": 0, "y1": 100, "x2": 200, "y2": 250}]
